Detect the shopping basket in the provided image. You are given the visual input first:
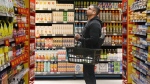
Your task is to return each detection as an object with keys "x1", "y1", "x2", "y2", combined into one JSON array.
[
  {"x1": 66, "y1": 47, "x2": 101, "y2": 65},
  {"x1": 66, "y1": 32, "x2": 105, "y2": 65}
]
